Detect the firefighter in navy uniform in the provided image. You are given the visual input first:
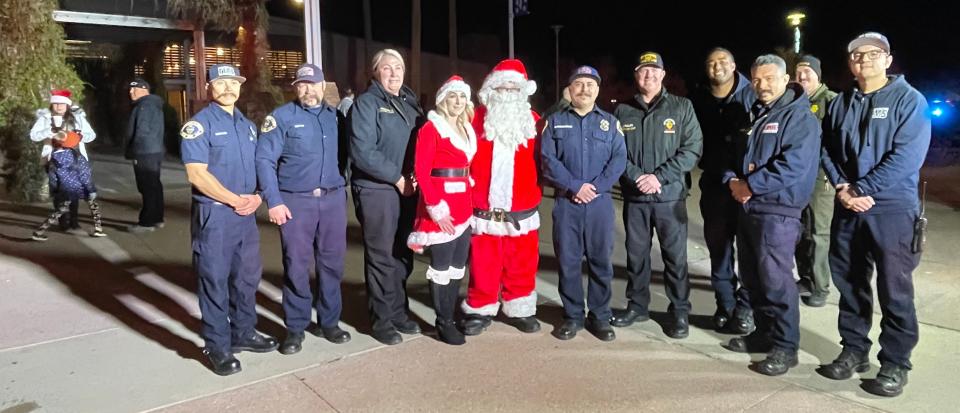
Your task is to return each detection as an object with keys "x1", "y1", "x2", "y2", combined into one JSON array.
[
  {"x1": 256, "y1": 63, "x2": 352, "y2": 356},
  {"x1": 721, "y1": 55, "x2": 819, "y2": 377},
  {"x1": 541, "y1": 66, "x2": 626, "y2": 342},
  {"x1": 181, "y1": 64, "x2": 278, "y2": 376},
  {"x1": 610, "y1": 52, "x2": 703, "y2": 339},
  {"x1": 818, "y1": 32, "x2": 930, "y2": 398}
]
